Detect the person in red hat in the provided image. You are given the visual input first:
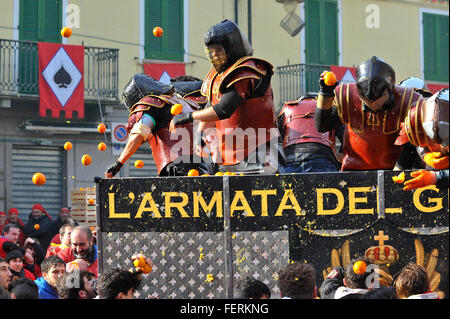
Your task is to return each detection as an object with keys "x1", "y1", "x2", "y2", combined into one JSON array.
[
  {"x1": 6, "y1": 208, "x2": 26, "y2": 246},
  {"x1": 22, "y1": 204, "x2": 53, "y2": 251}
]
